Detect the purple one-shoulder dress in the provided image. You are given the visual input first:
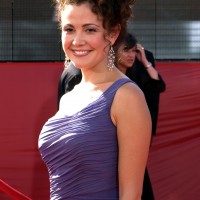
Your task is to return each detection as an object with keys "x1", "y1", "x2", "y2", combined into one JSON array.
[{"x1": 39, "y1": 78, "x2": 131, "y2": 200}]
